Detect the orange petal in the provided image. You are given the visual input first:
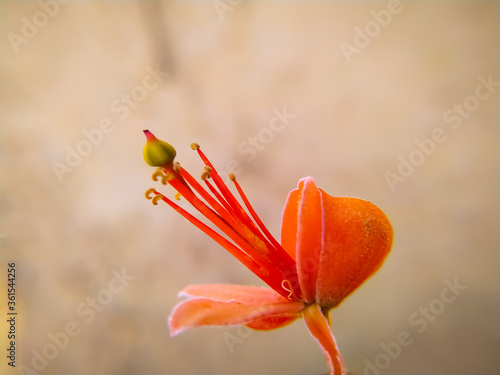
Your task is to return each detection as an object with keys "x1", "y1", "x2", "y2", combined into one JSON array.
[
  {"x1": 281, "y1": 177, "x2": 323, "y2": 303},
  {"x1": 245, "y1": 312, "x2": 299, "y2": 331},
  {"x1": 315, "y1": 192, "x2": 393, "y2": 307},
  {"x1": 169, "y1": 285, "x2": 304, "y2": 336},
  {"x1": 282, "y1": 177, "x2": 393, "y2": 307},
  {"x1": 303, "y1": 304, "x2": 346, "y2": 375}
]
